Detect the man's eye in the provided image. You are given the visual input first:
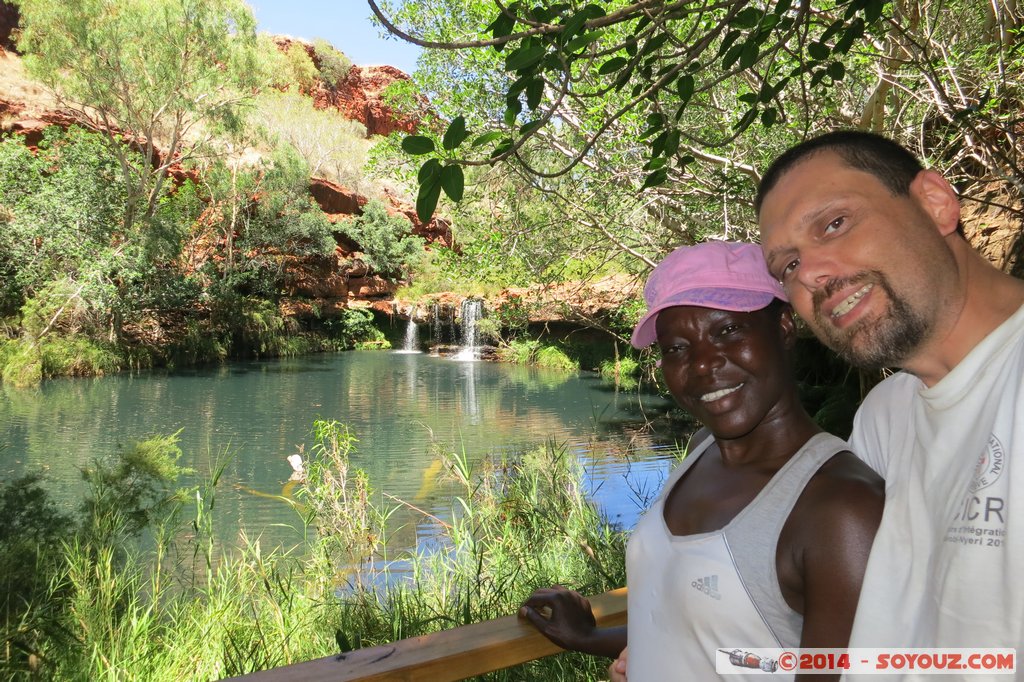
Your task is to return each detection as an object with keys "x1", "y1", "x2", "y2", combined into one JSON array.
[
  {"x1": 823, "y1": 216, "x2": 845, "y2": 235},
  {"x1": 781, "y1": 257, "x2": 800, "y2": 279}
]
